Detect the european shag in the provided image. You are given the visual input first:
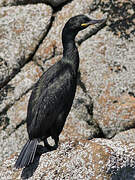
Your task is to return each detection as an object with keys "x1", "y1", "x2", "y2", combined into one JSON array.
[{"x1": 15, "y1": 15, "x2": 105, "y2": 168}]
